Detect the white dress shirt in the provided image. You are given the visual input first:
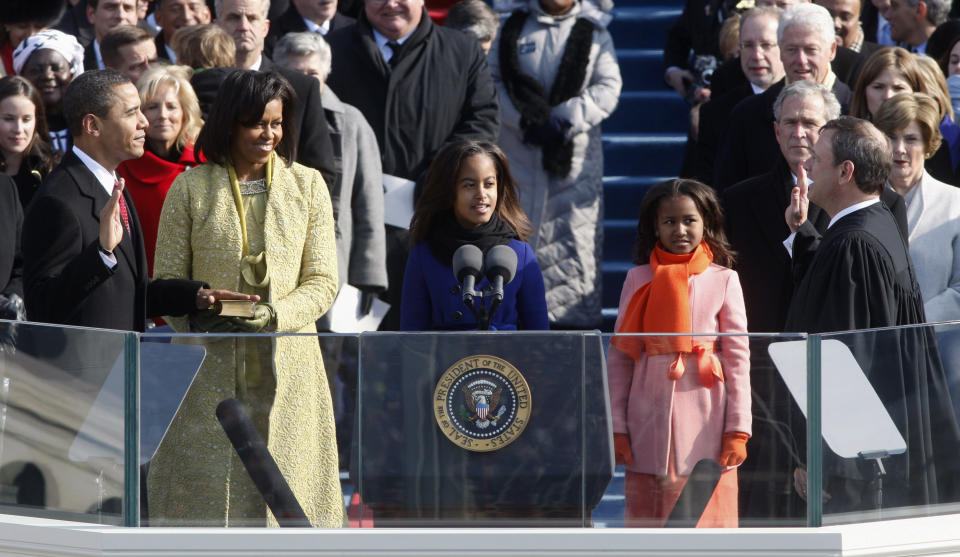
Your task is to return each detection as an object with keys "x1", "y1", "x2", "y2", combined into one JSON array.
[
  {"x1": 303, "y1": 16, "x2": 331, "y2": 35},
  {"x1": 373, "y1": 28, "x2": 415, "y2": 64}
]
